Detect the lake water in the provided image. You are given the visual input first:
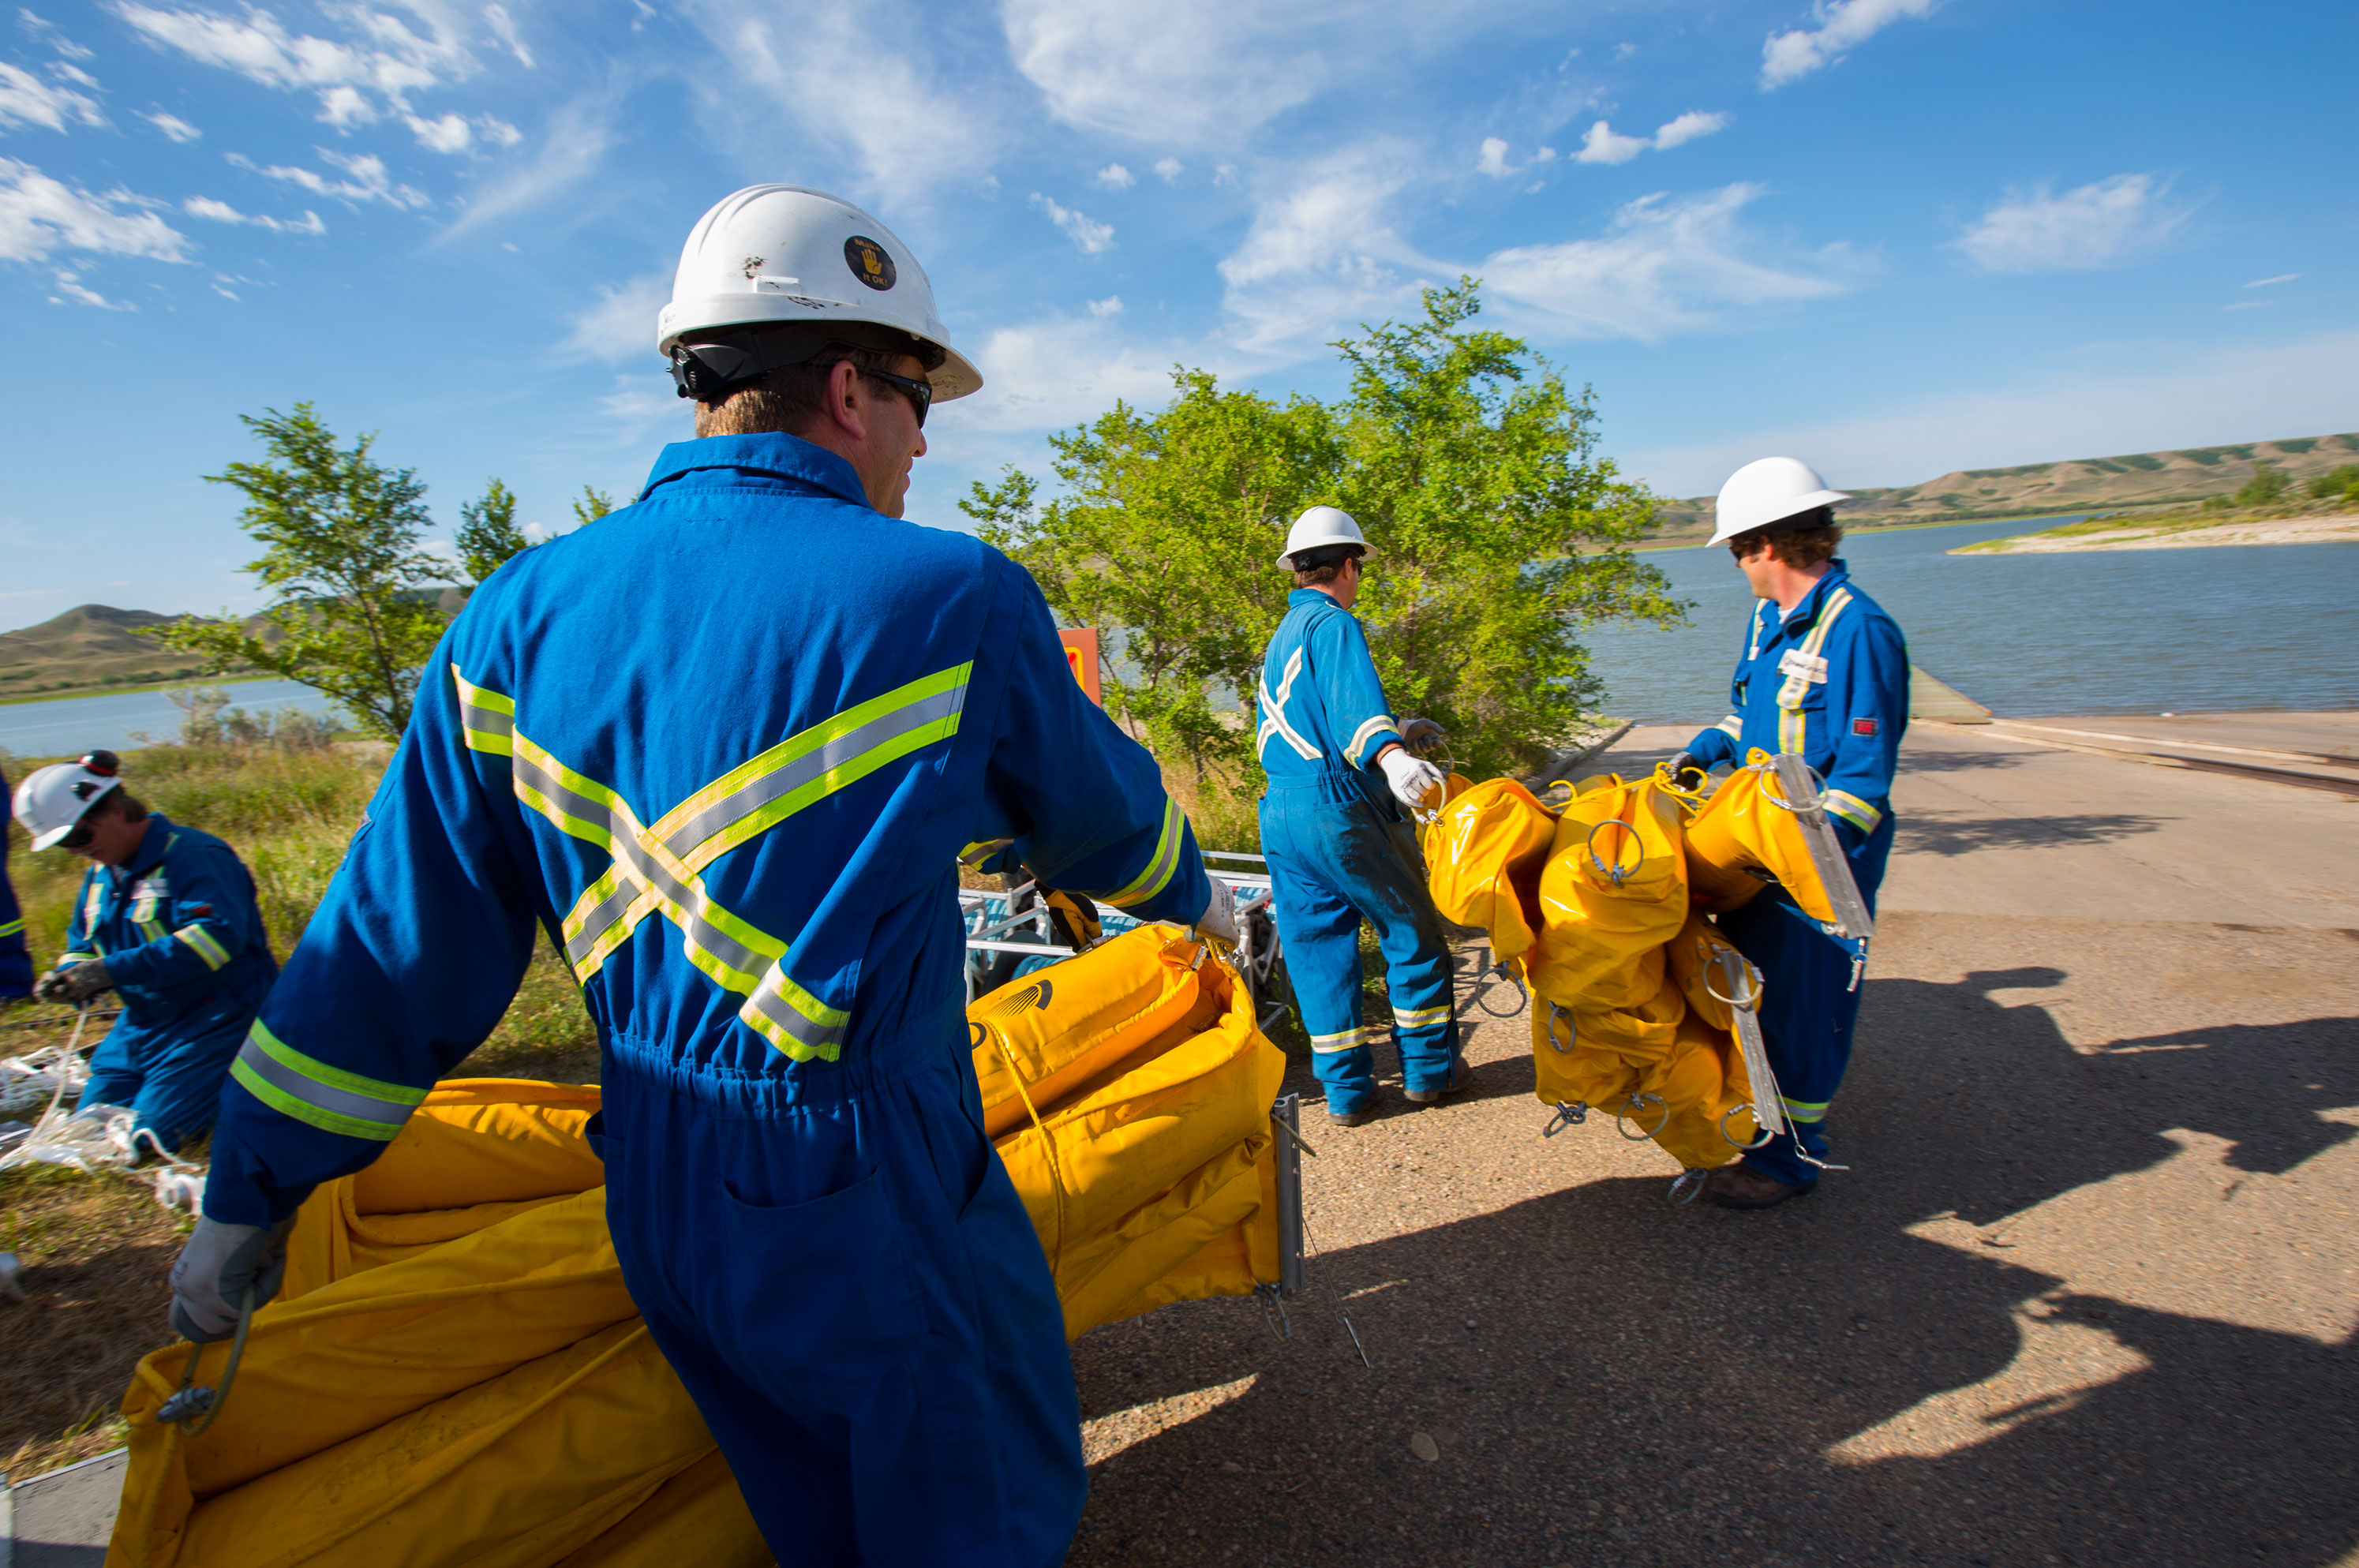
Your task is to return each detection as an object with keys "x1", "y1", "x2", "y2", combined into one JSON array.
[
  {"x1": 0, "y1": 679, "x2": 340, "y2": 761},
  {"x1": 1581, "y1": 518, "x2": 2359, "y2": 724}
]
